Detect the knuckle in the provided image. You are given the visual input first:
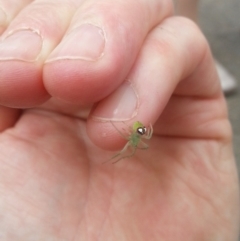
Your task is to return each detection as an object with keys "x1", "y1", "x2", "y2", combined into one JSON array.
[{"x1": 146, "y1": 16, "x2": 209, "y2": 60}]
